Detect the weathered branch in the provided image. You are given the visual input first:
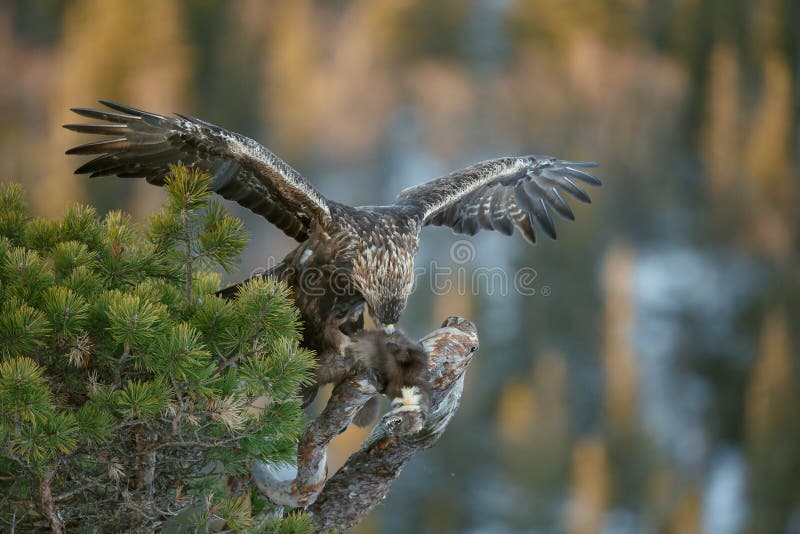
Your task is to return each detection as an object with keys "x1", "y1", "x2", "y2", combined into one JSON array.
[
  {"x1": 253, "y1": 316, "x2": 478, "y2": 531},
  {"x1": 308, "y1": 317, "x2": 478, "y2": 530},
  {"x1": 252, "y1": 374, "x2": 377, "y2": 507},
  {"x1": 40, "y1": 466, "x2": 65, "y2": 534},
  {"x1": 135, "y1": 427, "x2": 158, "y2": 526}
]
